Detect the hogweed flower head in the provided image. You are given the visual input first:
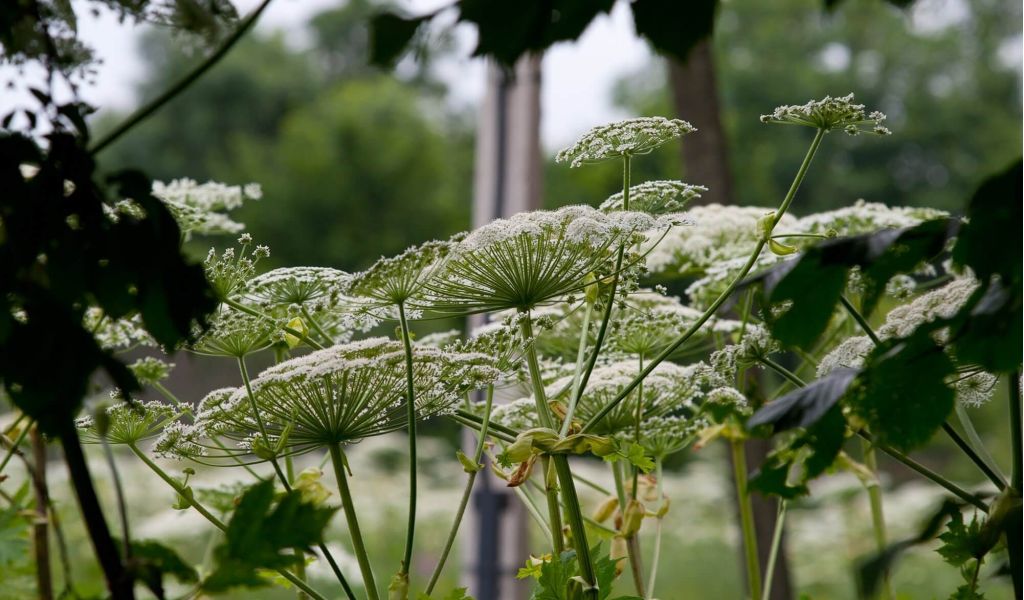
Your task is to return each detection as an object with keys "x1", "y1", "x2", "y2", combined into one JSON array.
[
  {"x1": 204, "y1": 236, "x2": 270, "y2": 300},
  {"x1": 618, "y1": 415, "x2": 706, "y2": 460},
  {"x1": 190, "y1": 307, "x2": 277, "y2": 358},
  {"x1": 77, "y1": 400, "x2": 179, "y2": 446},
  {"x1": 422, "y1": 205, "x2": 676, "y2": 315},
  {"x1": 556, "y1": 117, "x2": 696, "y2": 167},
  {"x1": 173, "y1": 338, "x2": 500, "y2": 460},
  {"x1": 152, "y1": 178, "x2": 262, "y2": 237},
  {"x1": 599, "y1": 180, "x2": 706, "y2": 215},
  {"x1": 350, "y1": 238, "x2": 460, "y2": 308},
  {"x1": 760, "y1": 94, "x2": 890, "y2": 135},
  {"x1": 128, "y1": 357, "x2": 174, "y2": 385},
  {"x1": 84, "y1": 308, "x2": 155, "y2": 351}
]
